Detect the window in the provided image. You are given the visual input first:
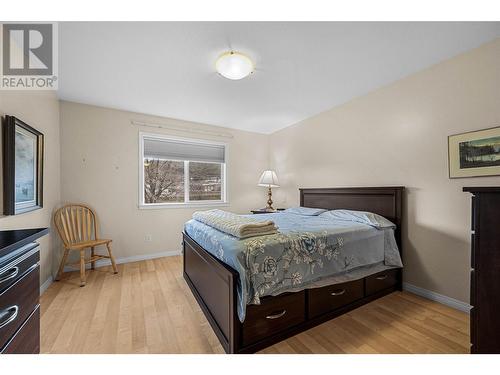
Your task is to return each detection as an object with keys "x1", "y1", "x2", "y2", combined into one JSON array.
[{"x1": 139, "y1": 133, "x2": 227, "y2": 207}]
